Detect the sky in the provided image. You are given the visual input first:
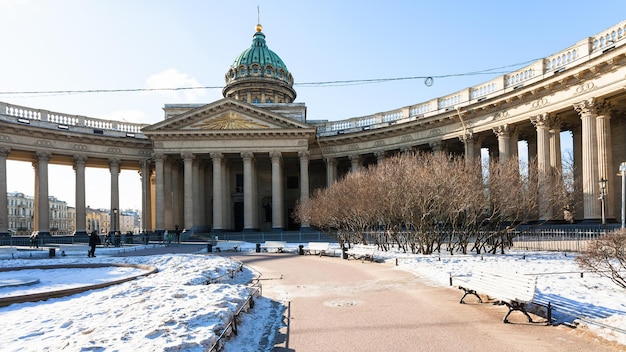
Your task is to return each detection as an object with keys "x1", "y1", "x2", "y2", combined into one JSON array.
[
  {"x1": 3, "y1": 0, "x2": 626, "y2": 209},
  {"x1": 0, "y1": 244, "x2": 624, "y2": 350}
]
